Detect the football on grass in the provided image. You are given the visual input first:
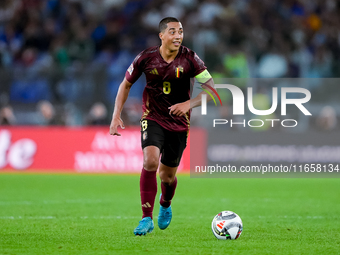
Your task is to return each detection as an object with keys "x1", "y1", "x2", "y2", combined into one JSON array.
[{"x1": 211, "y1": 211, "x2": 243, "y2": 240}]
